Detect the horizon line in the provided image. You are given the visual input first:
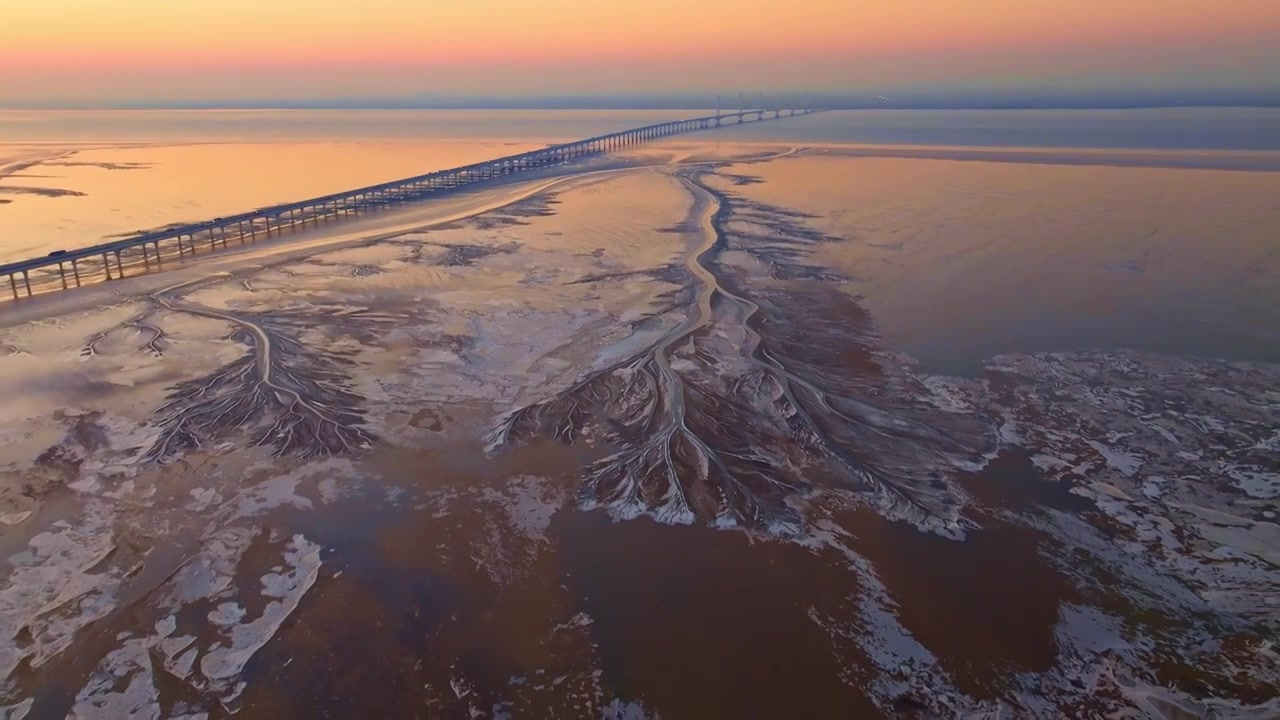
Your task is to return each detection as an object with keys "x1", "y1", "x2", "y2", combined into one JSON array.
[{"x1": 6, "y1": 87, "x2": 1280, "y2": 112}]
